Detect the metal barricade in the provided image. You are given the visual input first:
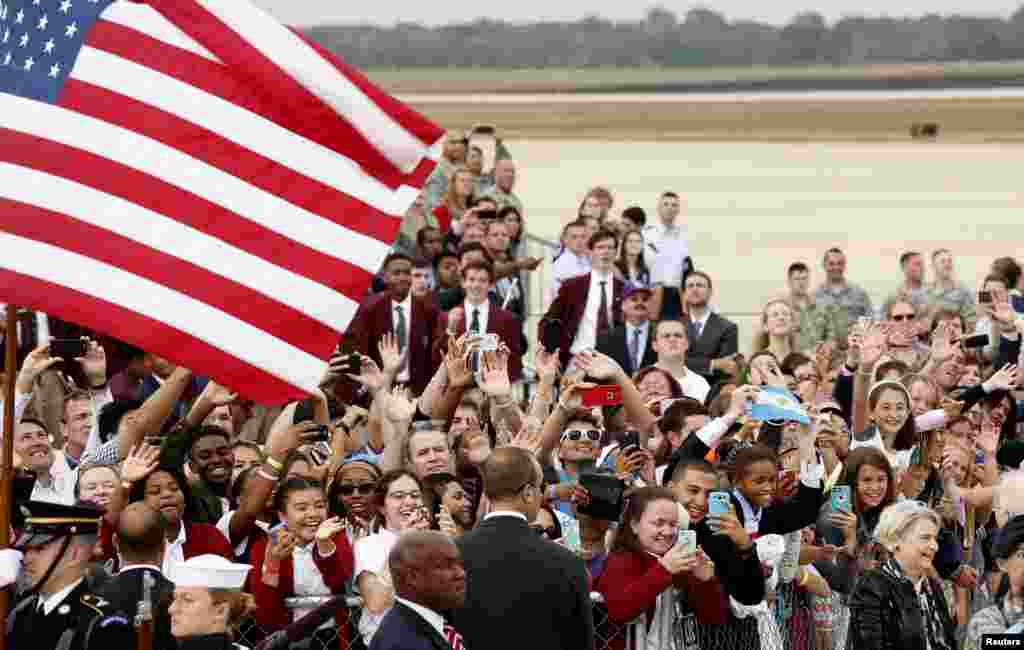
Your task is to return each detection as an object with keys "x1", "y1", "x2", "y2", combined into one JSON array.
[{"x1": 233, "y1": 593, "x2": 629, "y2": 650}]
